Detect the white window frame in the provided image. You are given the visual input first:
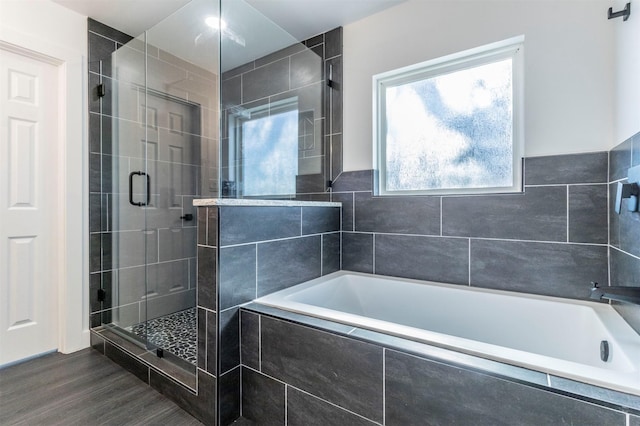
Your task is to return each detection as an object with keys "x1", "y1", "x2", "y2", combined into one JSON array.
[{"x1": 373, "y1": 36, "x2": 525, "y2": 196}]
